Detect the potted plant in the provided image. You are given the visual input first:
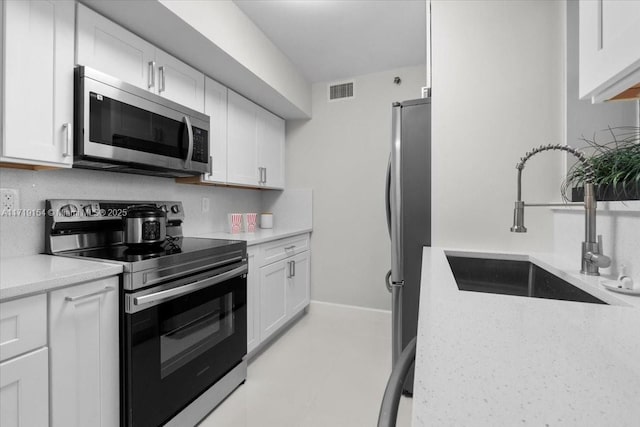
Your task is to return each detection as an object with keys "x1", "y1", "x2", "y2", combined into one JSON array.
[{"x1": 562, "y1": 126, "x2": 640, "y2": 202}]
